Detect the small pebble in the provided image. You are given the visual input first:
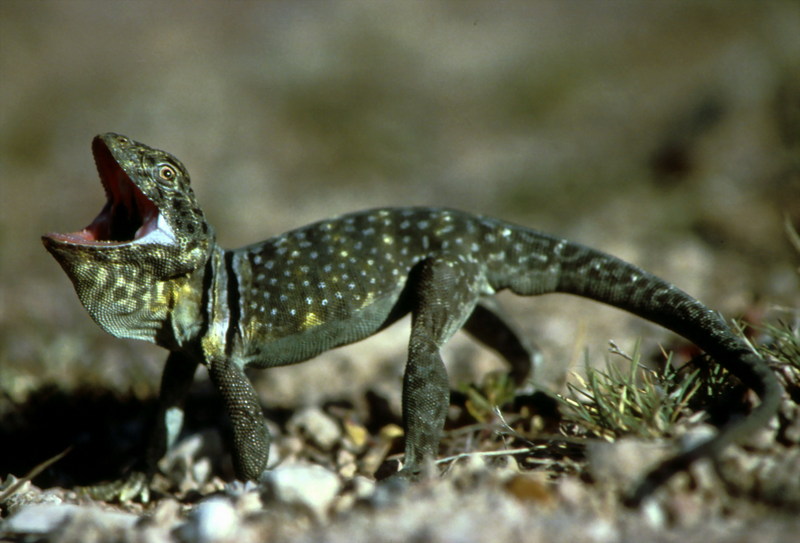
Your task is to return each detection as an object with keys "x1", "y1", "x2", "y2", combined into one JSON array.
[{"x1": 287, "y1": 407, "x2": 342, "y2": 451}]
